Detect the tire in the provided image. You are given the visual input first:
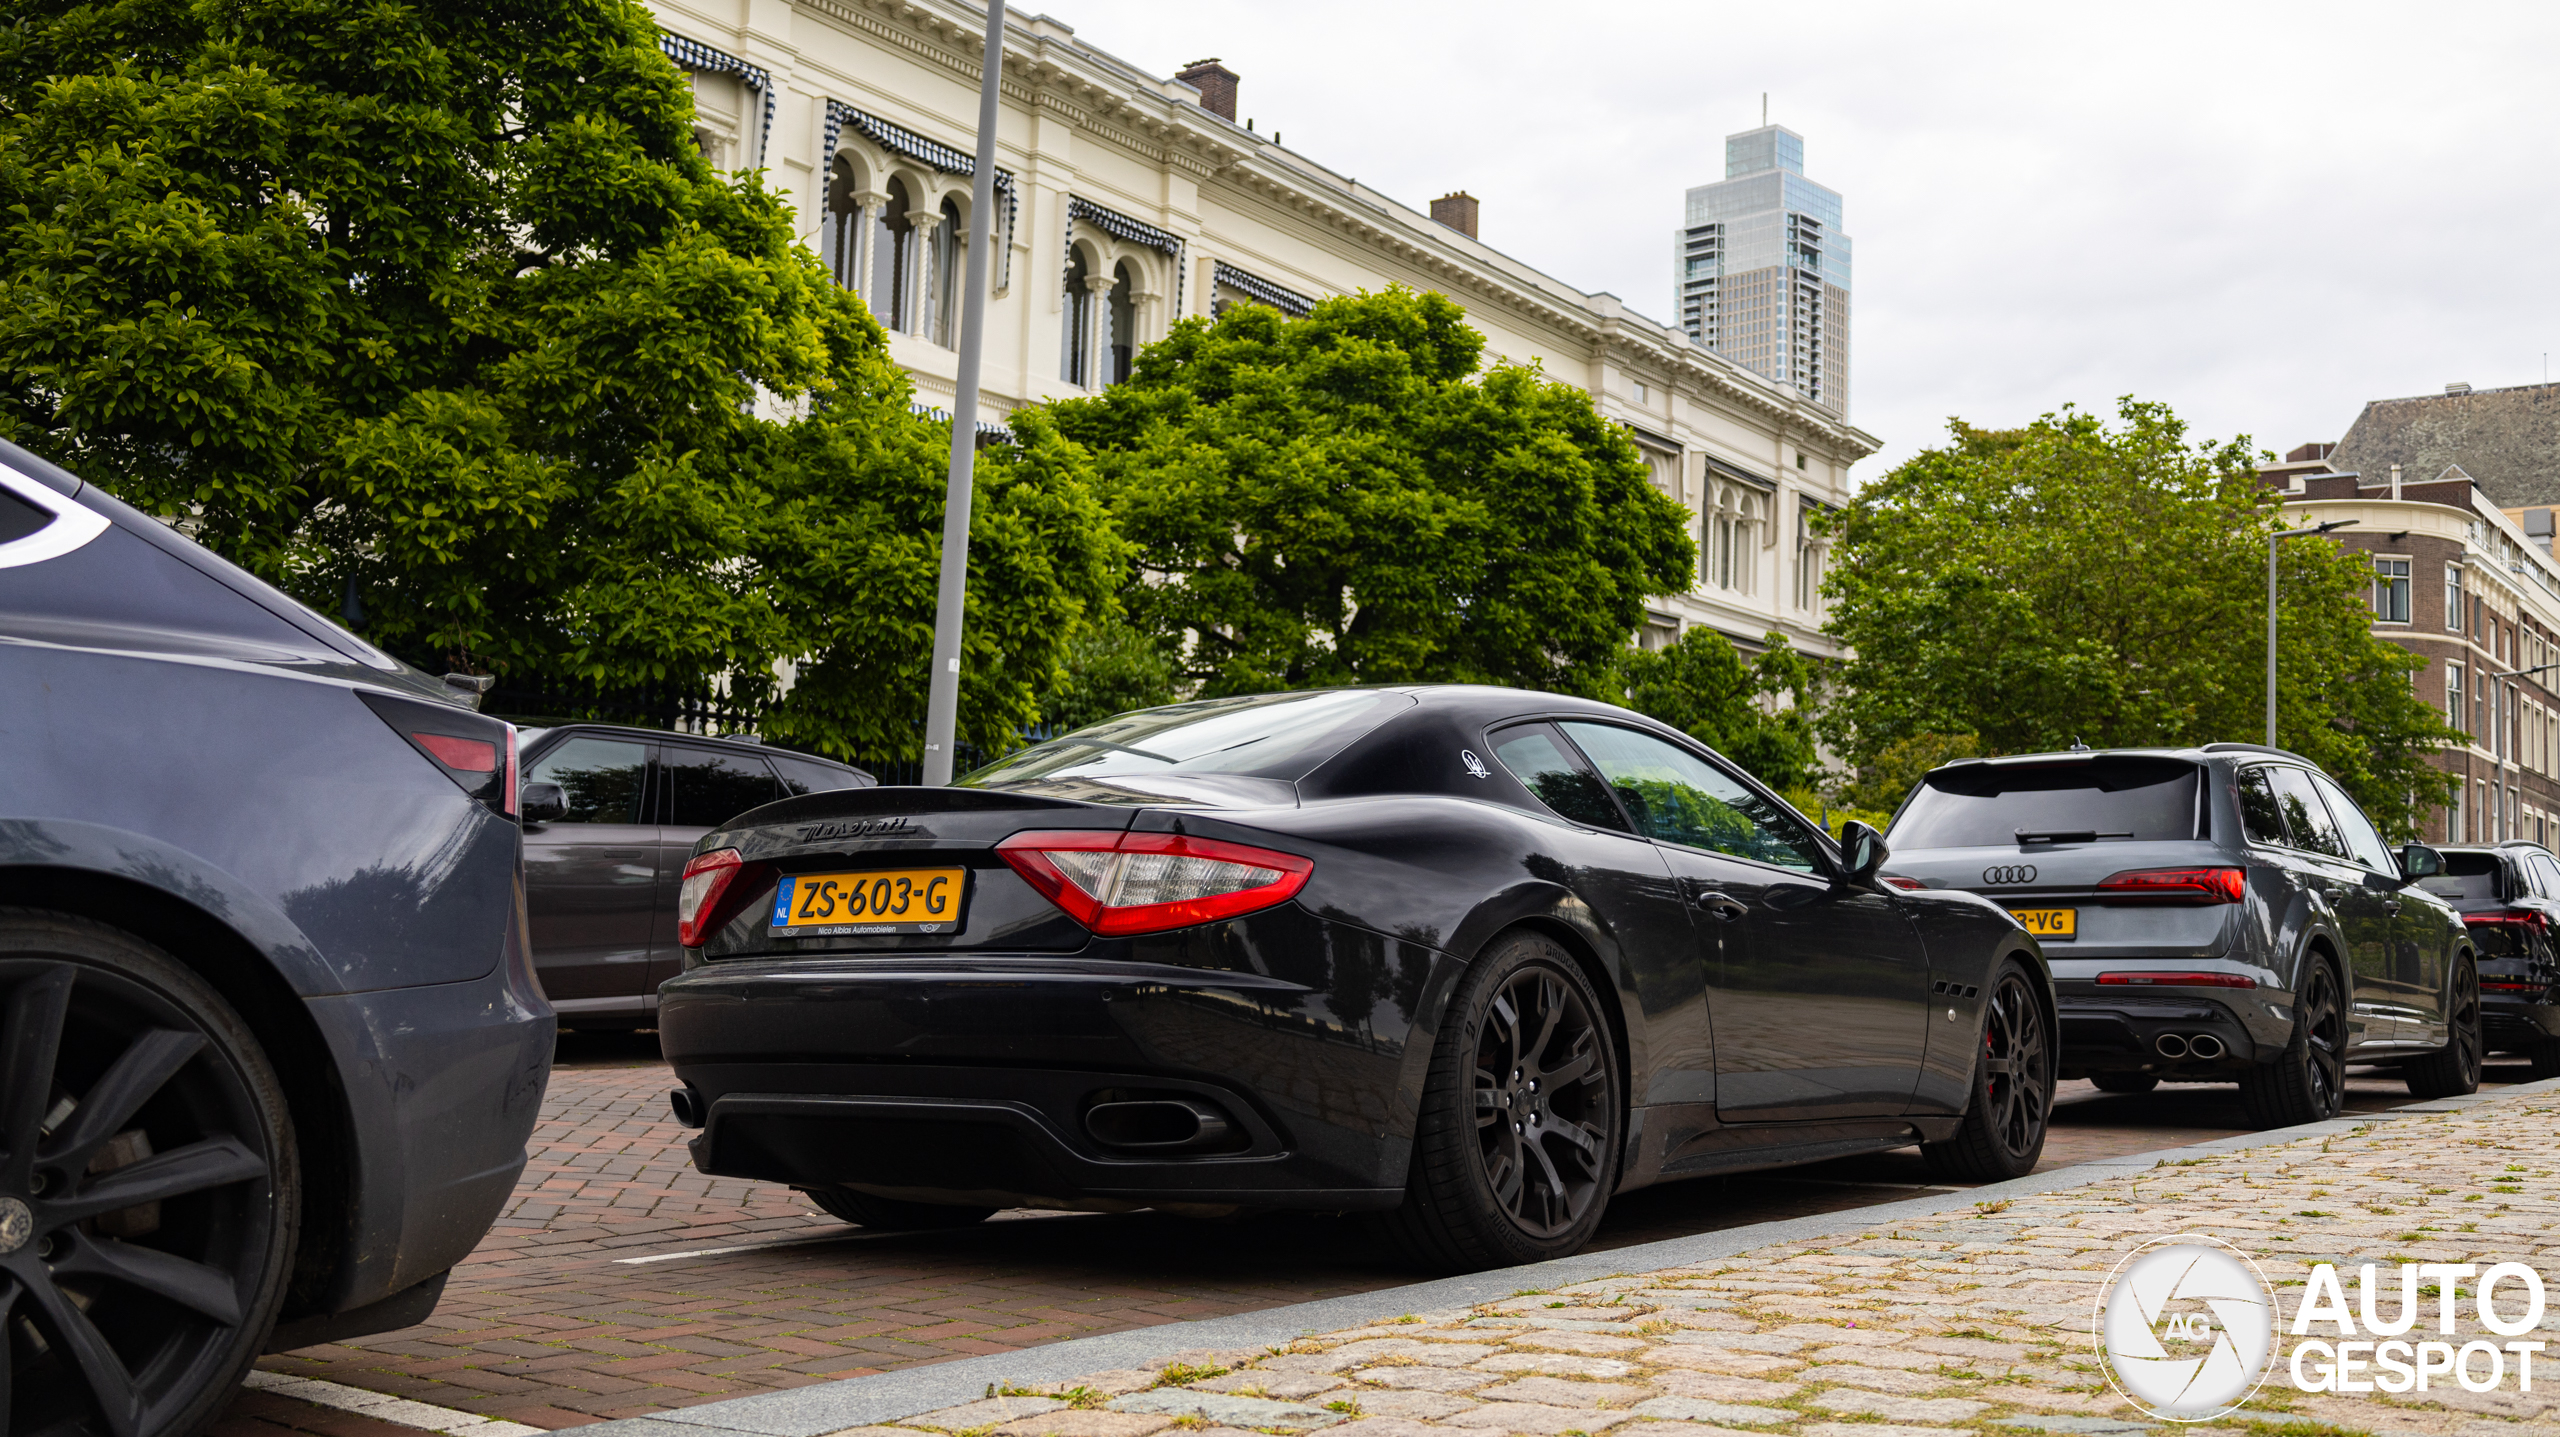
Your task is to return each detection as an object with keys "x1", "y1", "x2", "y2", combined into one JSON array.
[
  {"x1": 2239, "y1": 954, "x2": 2347, "y2": 1127},
  {"x1": 2090, "y1": 1072, "x2": 2159, "y2": 1094},
  {"x1": 1922, "y1": 959, "x2": 2053, "y2": 1181},
  {"x1": 1372, "y1": 929, "x2": 1622, "y2": 1273},
  {"x1": 1, "y1": 909, "x2": 299, "y2": 1437},
  {"x1": 798, "y1": 1187, "x2": 997, "y2": 1230},
  {"x1": 2405, "y1": 958, "x2": 2484, "y2": 1099}
]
